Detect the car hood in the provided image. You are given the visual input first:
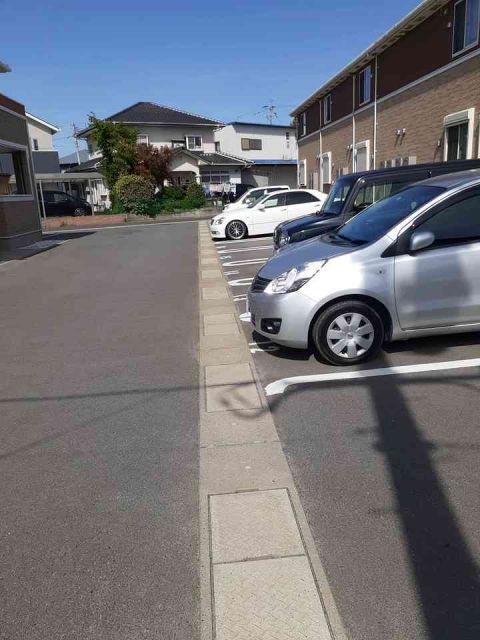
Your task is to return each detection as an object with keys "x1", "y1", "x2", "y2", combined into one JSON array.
[
  {"x1": 278, "y1": 213, "x2": 318, "y2": 232},
  {"x1": 258, "y1": 235, "x2": 359, "y2": 280},
  {"x1": 213, "y1": 207, "x2": 251, "y2": 222}
]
